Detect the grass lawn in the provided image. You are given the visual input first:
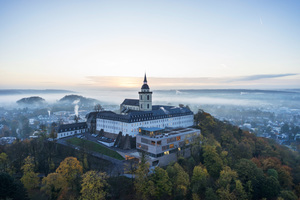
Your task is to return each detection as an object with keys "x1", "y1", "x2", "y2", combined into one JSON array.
[{"x1": 66, "y1": 137, "x2": 124, "y2": 160}]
